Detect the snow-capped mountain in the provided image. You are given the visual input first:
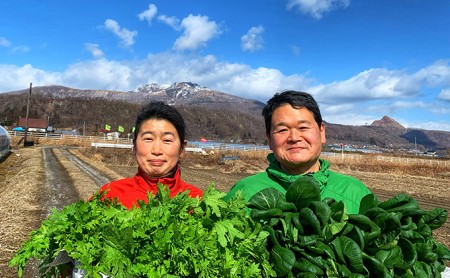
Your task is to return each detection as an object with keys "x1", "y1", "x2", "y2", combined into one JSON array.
[{"x1": 3, "y1": 82, "x2": 266, "y2": 115}]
